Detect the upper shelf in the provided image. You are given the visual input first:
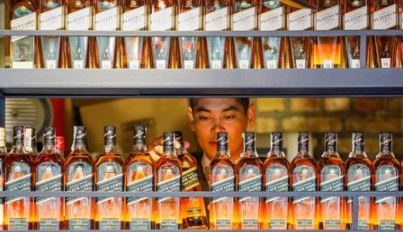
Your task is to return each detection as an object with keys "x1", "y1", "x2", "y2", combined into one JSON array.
[{"x1": 1, "y1": 68, "x2": 403, "y2": 97}]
